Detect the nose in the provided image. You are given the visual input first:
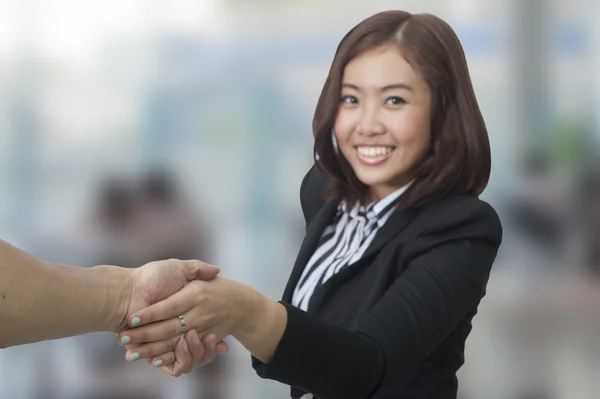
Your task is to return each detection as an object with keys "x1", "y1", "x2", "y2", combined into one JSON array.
[{"x1": 356, "y1": 106, "x2": 385, "y2": 136}]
